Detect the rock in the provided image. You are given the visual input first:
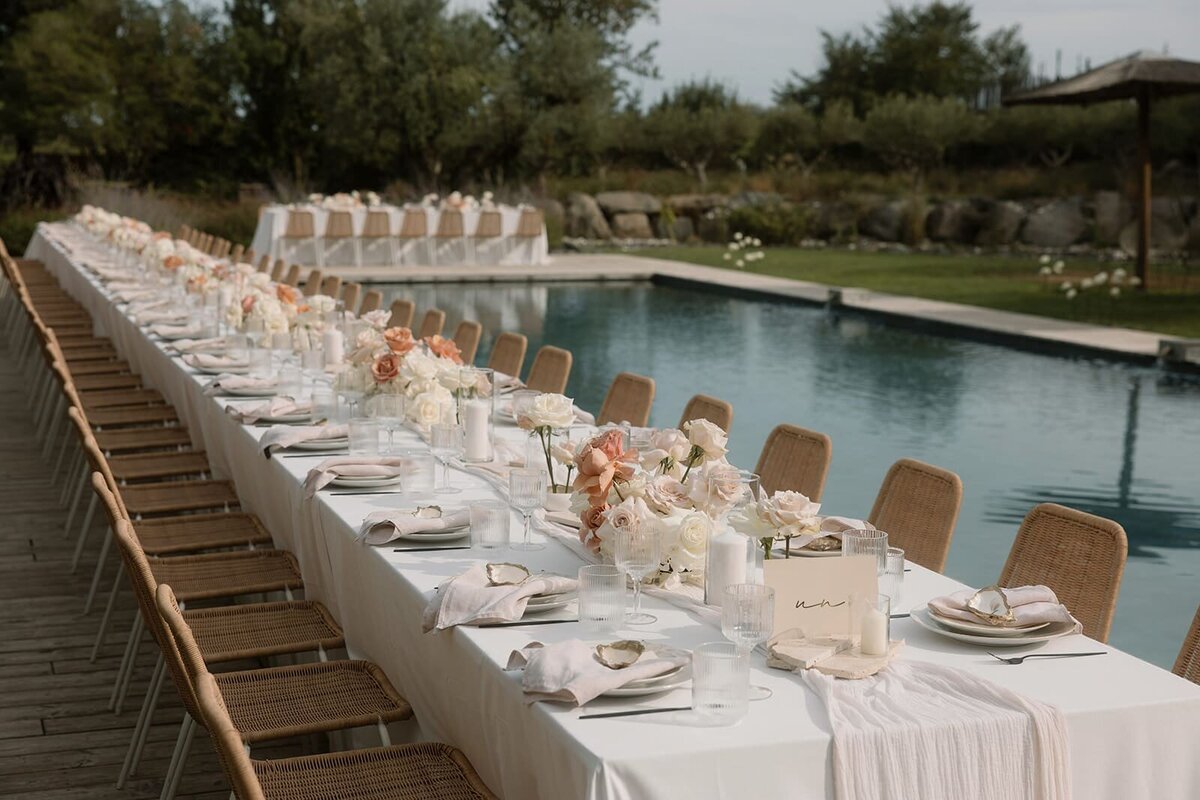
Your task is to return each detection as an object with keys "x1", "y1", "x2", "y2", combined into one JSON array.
[
  {"x1": 814, "y1": 201, "x2": 858, "y2": 240},
  {"x1": 860, "y1": 200, "x2": 906, "y2": 241},
  {"x1": 975, "y1": 200, "x2": 1025, "y2": 246},
  {"x1": 1019, "y1": 197, "x2": 1087, "y2": 248},
  {"x1": 925, "y1": 200, "x2": 973, "y2": 242},
  {"x1": 1093, "y1": 191, "x2": 1132, "y2": 245},
  {"x1": 667, "y1": 194, "x2": 729, "y2": 215},
  {"x1": 595, "y1": 191, "x2": 661, "y2": 216},
  {"x1": 729, "y1": 191, "x2": 783, "y2": 209},
  {"x1": 564, "y1": 193, "x2": 611, "y2": 239},
  {"x1": 610, "y1": 212, "x2": 654, "y2": 239},
  {"x1": 532, "y1": 197, "x2": 564, "y2": 224},
  {"x1": 659, "y1": 215, "x2": 694, "y2": 242},
  {"x1": 1118, "y1": 197, "x2": 1191, "y2": 253}
]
